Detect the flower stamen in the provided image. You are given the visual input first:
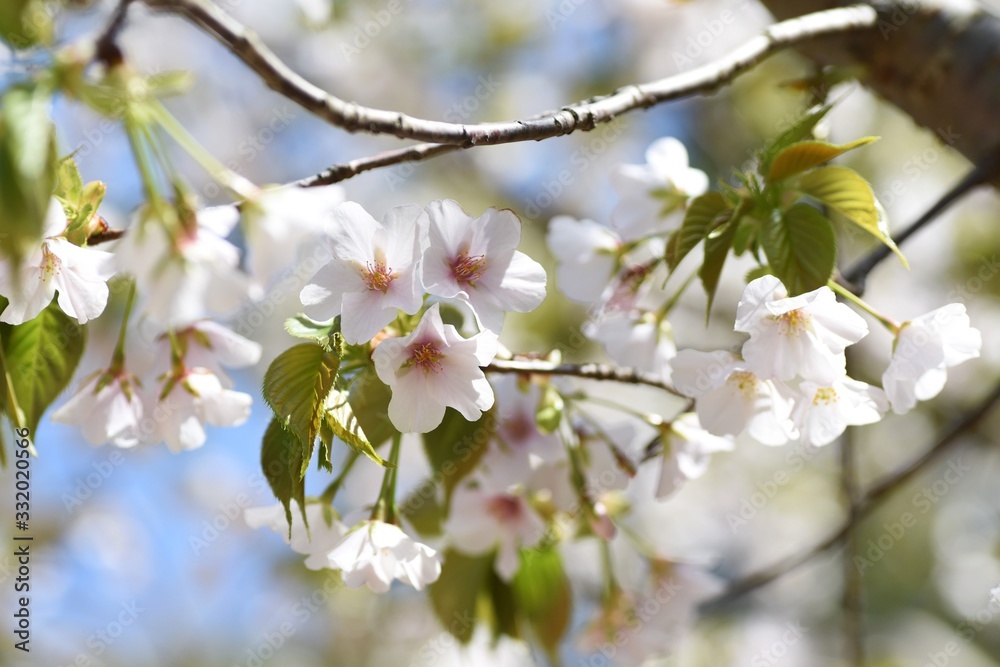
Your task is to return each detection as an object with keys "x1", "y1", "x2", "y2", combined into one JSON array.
[
  {"x1": 362, "y1": 261, "x2": 397, "y2": 293},
  {"x1": 452, "y1": 253, "x2": 487, "y2": 286},
  {"x1": 409, "y1": 342, "x2": 445, "y2": 373}
]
